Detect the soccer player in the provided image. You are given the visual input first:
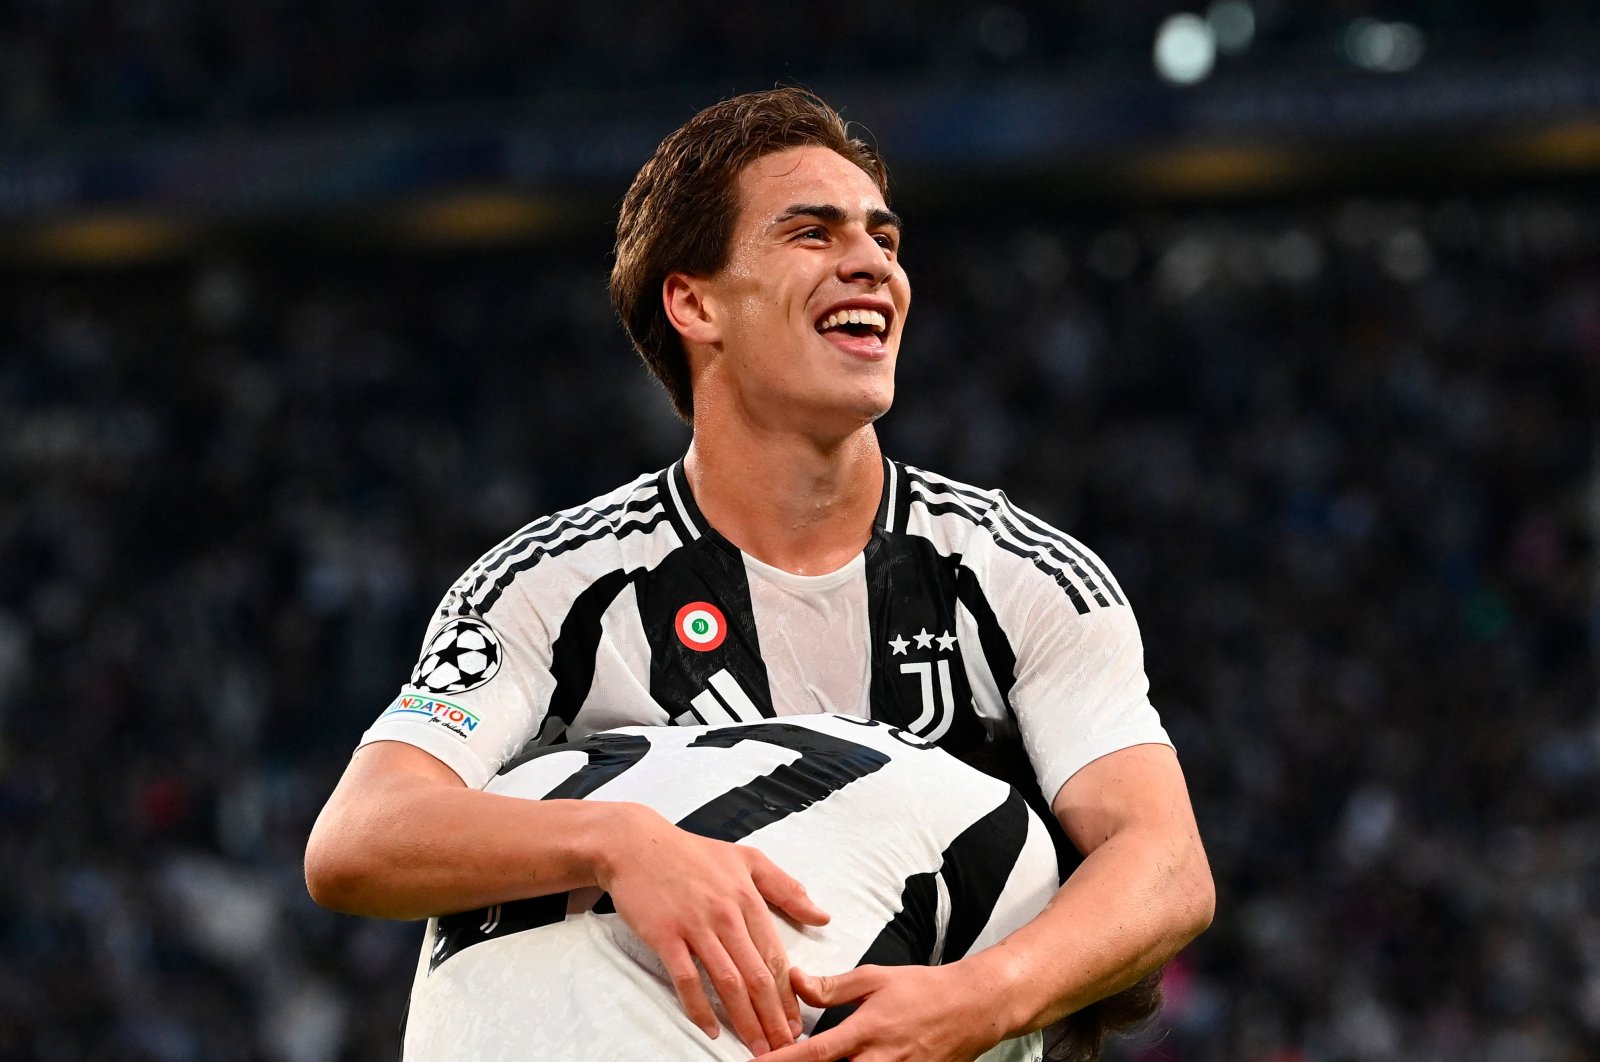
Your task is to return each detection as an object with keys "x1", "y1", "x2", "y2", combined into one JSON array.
[
  {"x1": 403, "y1": 714, "x2": 1061, "y2": 1061},
  {"x1": 306, "y1": 87, "x2": 1213, "y2": 1062}
]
